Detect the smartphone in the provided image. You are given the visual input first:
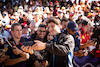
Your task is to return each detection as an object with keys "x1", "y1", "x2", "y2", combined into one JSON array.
[
  {"x1": 22, "y1": 41, "x2": 35, "y2": 46},
  {"x1": 92, "y1": 38, "x2": 97, "y2": 42}
]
